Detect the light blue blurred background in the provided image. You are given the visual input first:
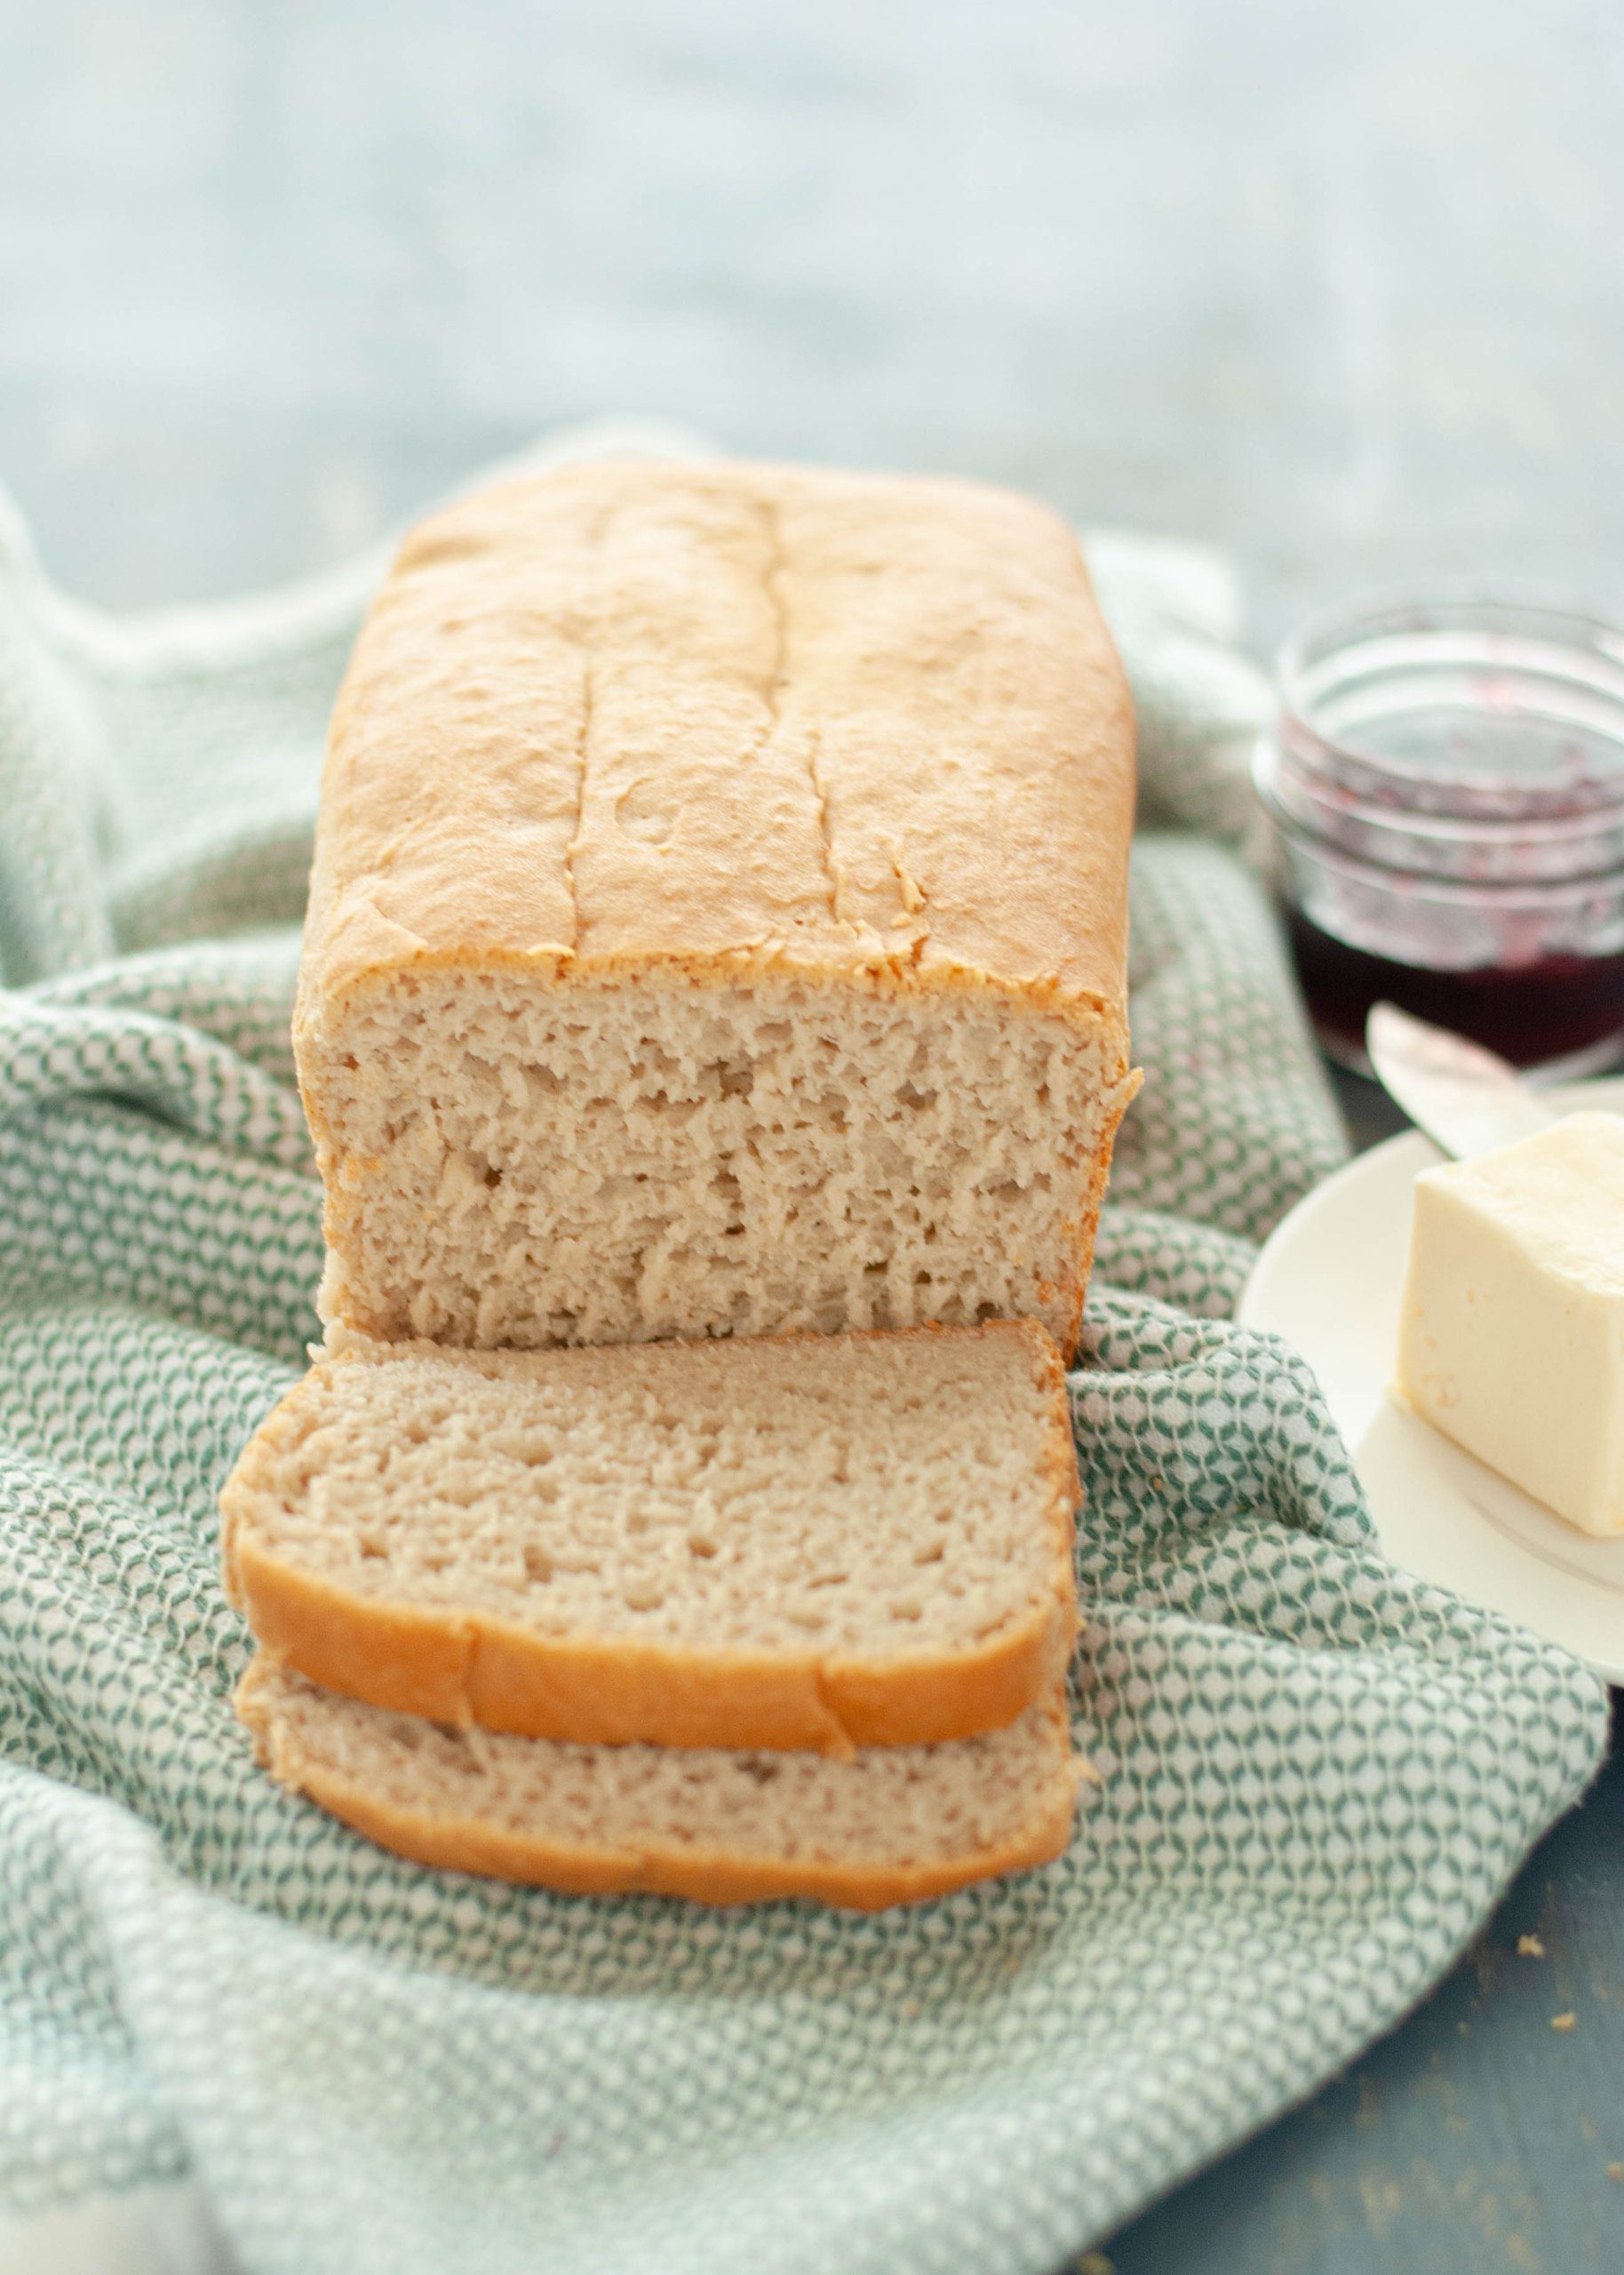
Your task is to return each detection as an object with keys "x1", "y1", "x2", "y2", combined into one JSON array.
[{"x1": 3, "y1": 0, "x2": 1621, "y2": 635}]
